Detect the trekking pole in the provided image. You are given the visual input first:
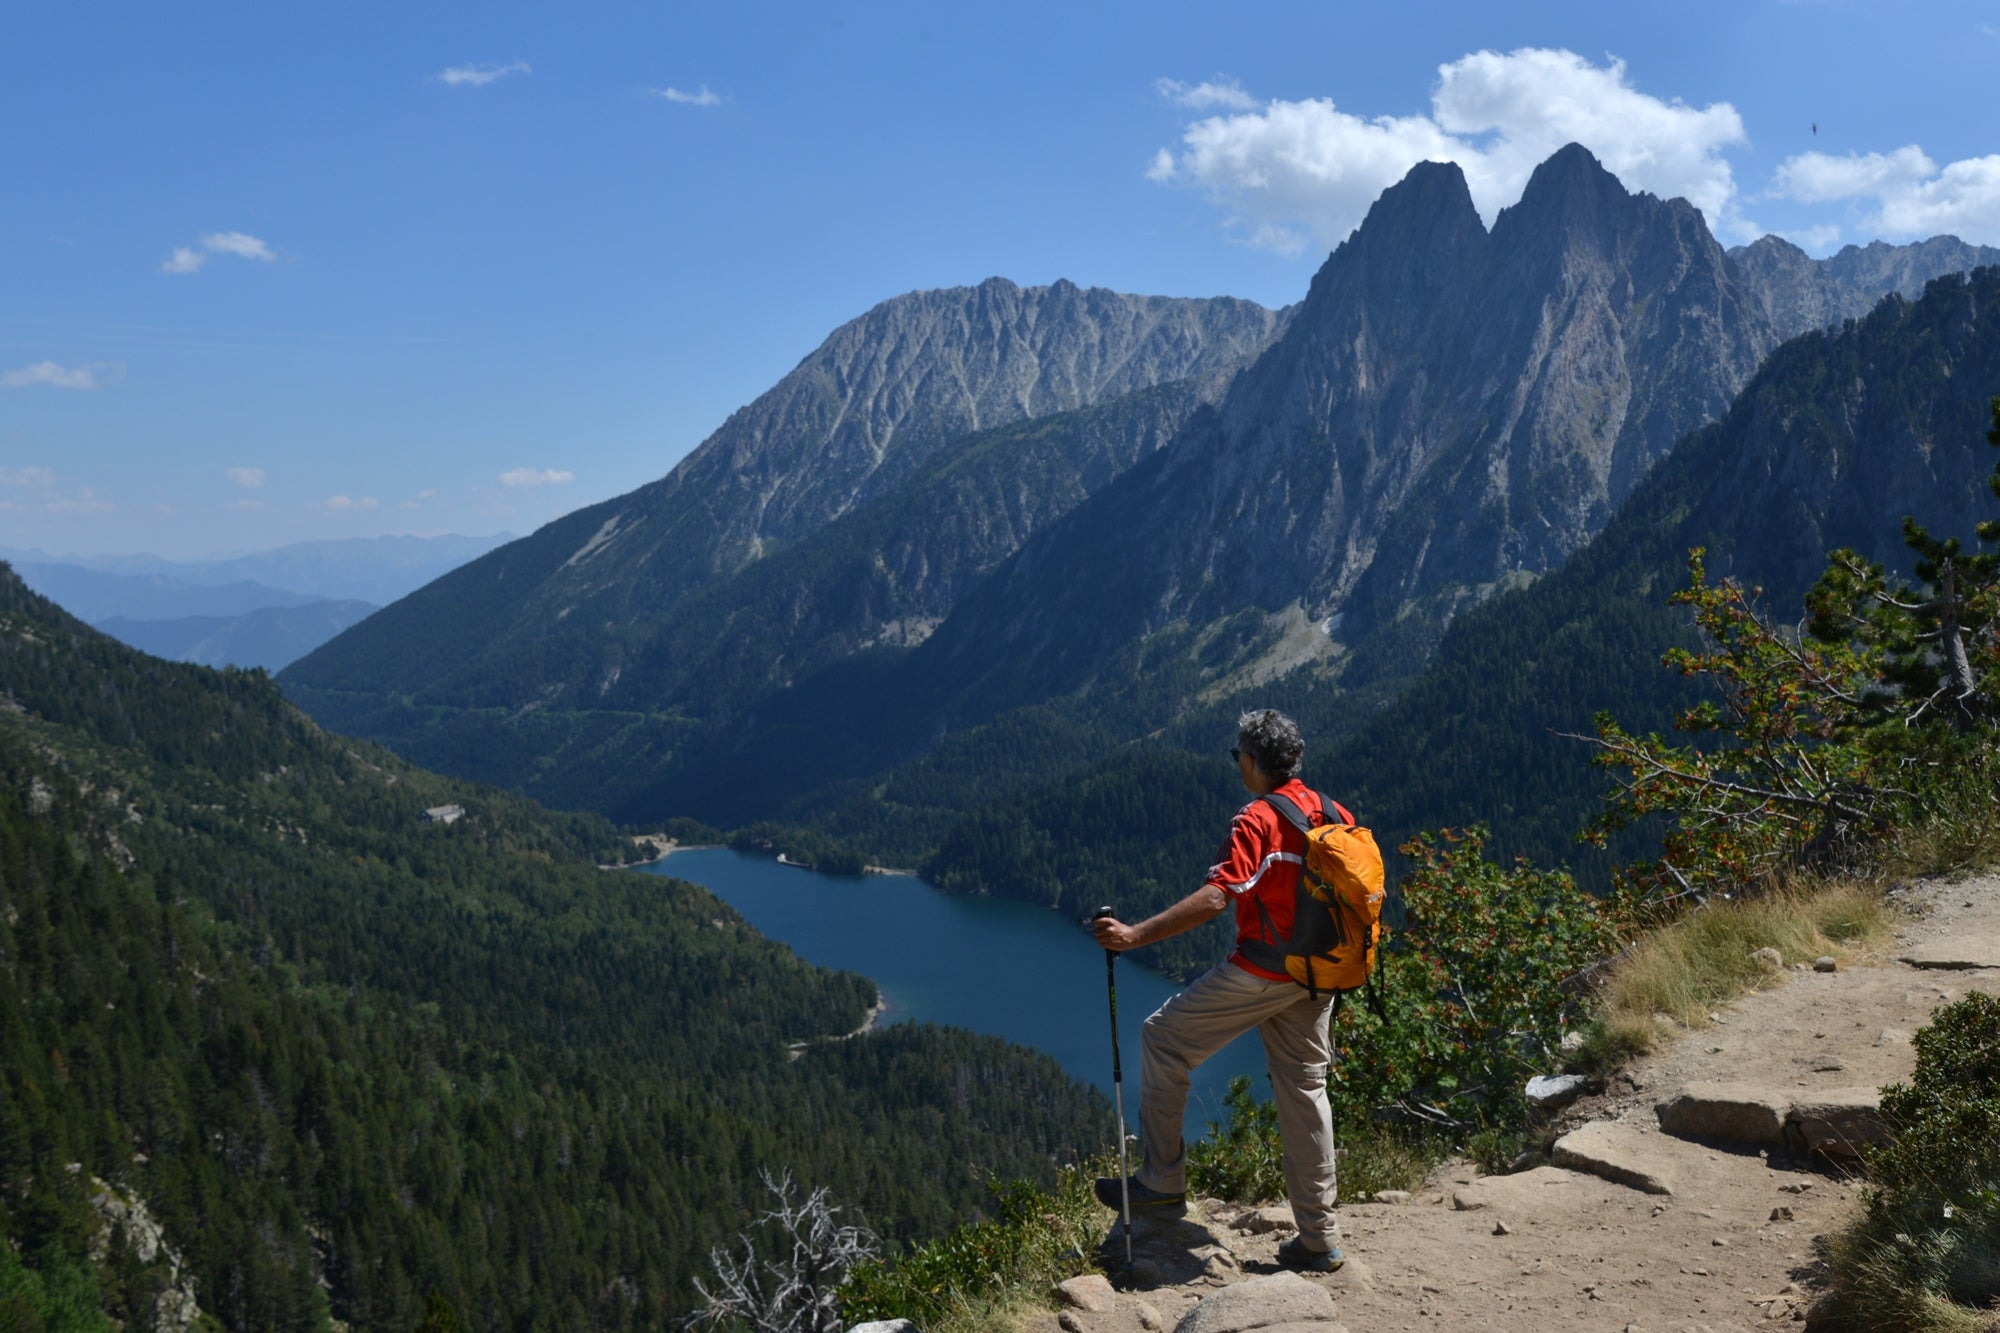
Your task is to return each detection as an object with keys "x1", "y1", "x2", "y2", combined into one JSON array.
[{"x1": 1092, "y1": 906, "x2": 1134, "y2": 1265}]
